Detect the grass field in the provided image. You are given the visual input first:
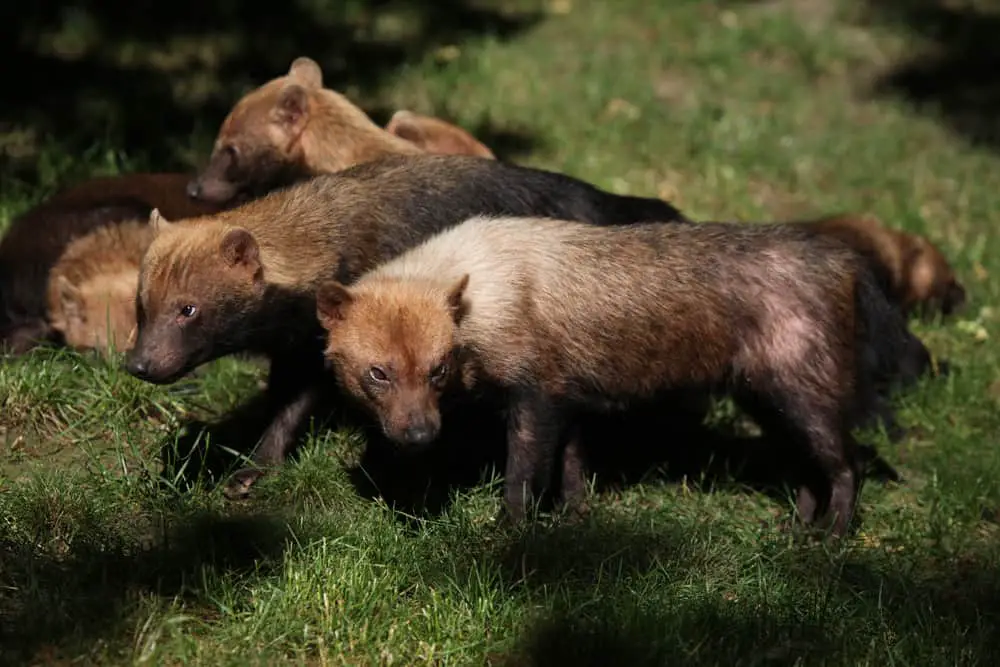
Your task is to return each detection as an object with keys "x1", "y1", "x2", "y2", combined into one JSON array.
[{"x1": 2, "y1": 0, "x2": 1000, "y2": 664}]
